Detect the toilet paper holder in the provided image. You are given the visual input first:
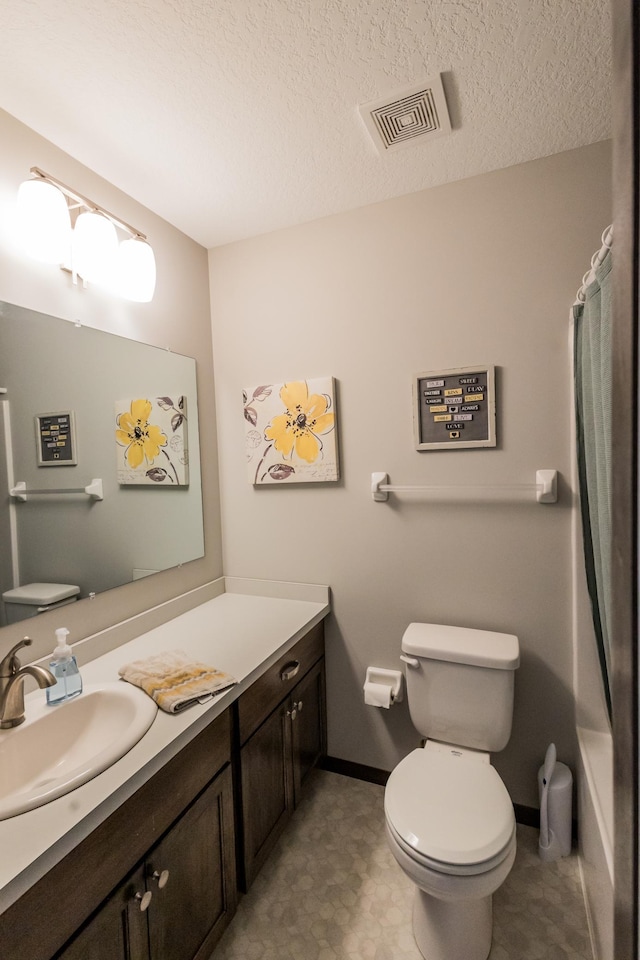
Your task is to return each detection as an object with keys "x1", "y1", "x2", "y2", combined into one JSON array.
[{"x1": 363, "y1": 667, "x2": 404, "y2": 707}]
